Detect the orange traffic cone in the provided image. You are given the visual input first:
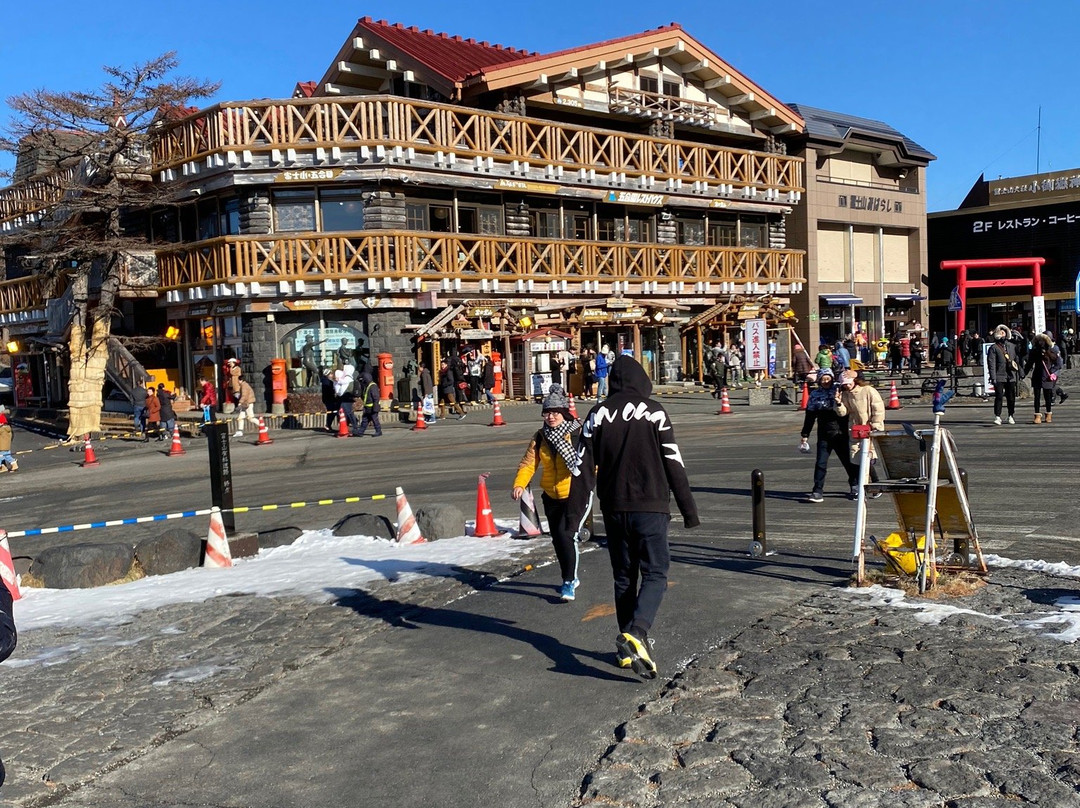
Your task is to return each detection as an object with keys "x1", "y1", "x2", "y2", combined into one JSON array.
[
  {"x1": 0, "y1": 531, "x2": 21, "y2": 601},
  {"x1": 886, "y1": 380, "x2": 902, "y2": 409},
  {"x1": 203, "y1": 507, "x2": 232, "y2": 568},
  {"x1": 336, "y1": 407, "x2": 350, "y2": 438},
  {"x1": 81, "y1": 437, "x2": 100, "y2": 468},
  {"x1": 256, "y1": 416, "x2": 273, "y2": 445},
  {"x1": 474, "y1": 472, "x2": 499, "y2": 537},
  {"x1": 412, "y1": 408, "x2": 428, "y2": 431},
  {"x1": 568, "y1": 393, "x2": 579, "y2": 420},
  {"x1": 167, "y1": 425, "x2": 186, "y2": 456},
  {"x1": 718, "y1": 387, "x2": 732, "y2": 414},
  {"x1": 490, "y1": 400, "x2": 507, "y2": 427},
  {"x1": 395, "y1": 486, "x2": 426, "y2": 544},
  {"x1": 516, "y1": 486, "x2": 543, "y2": 537},
  {"x1": 799, "y1": 381, "x2": 809, "y2": 411}
]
